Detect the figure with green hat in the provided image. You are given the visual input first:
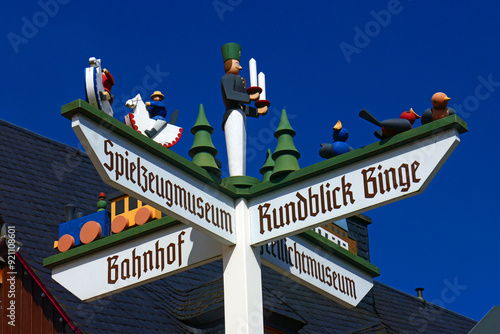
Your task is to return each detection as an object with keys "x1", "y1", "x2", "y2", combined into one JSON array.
[
  {"x1": 221, "y1": 42, "x2": 269, "y2": 176},
  {"x1": 145, "y1": 90, "x2": 167, "y2": 138}
]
